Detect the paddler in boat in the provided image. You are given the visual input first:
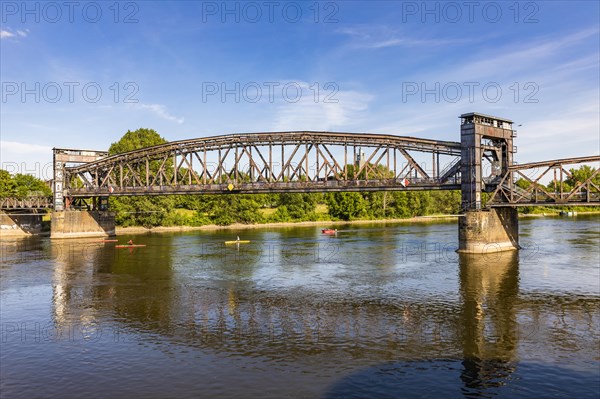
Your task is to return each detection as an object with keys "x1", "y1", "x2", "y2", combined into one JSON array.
[{"x1": 127, "y1": 239, "x2": 134, "y2": 245}]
